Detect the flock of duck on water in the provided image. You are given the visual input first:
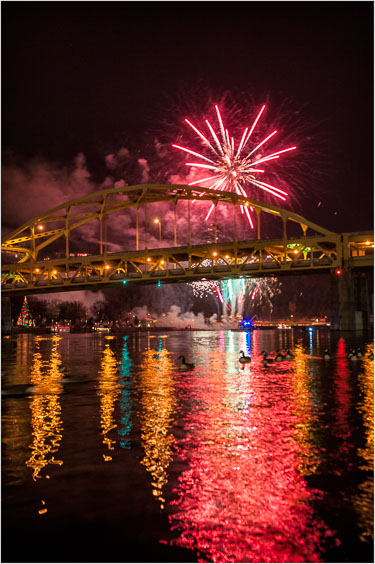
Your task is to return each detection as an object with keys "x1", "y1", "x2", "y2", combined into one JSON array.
[
  {"x1": 179, "y1": 346, "x2": 374, "y2": 369},
  {"x1": 2, "y1": 346, "x2": 373, "y2": 395}
]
